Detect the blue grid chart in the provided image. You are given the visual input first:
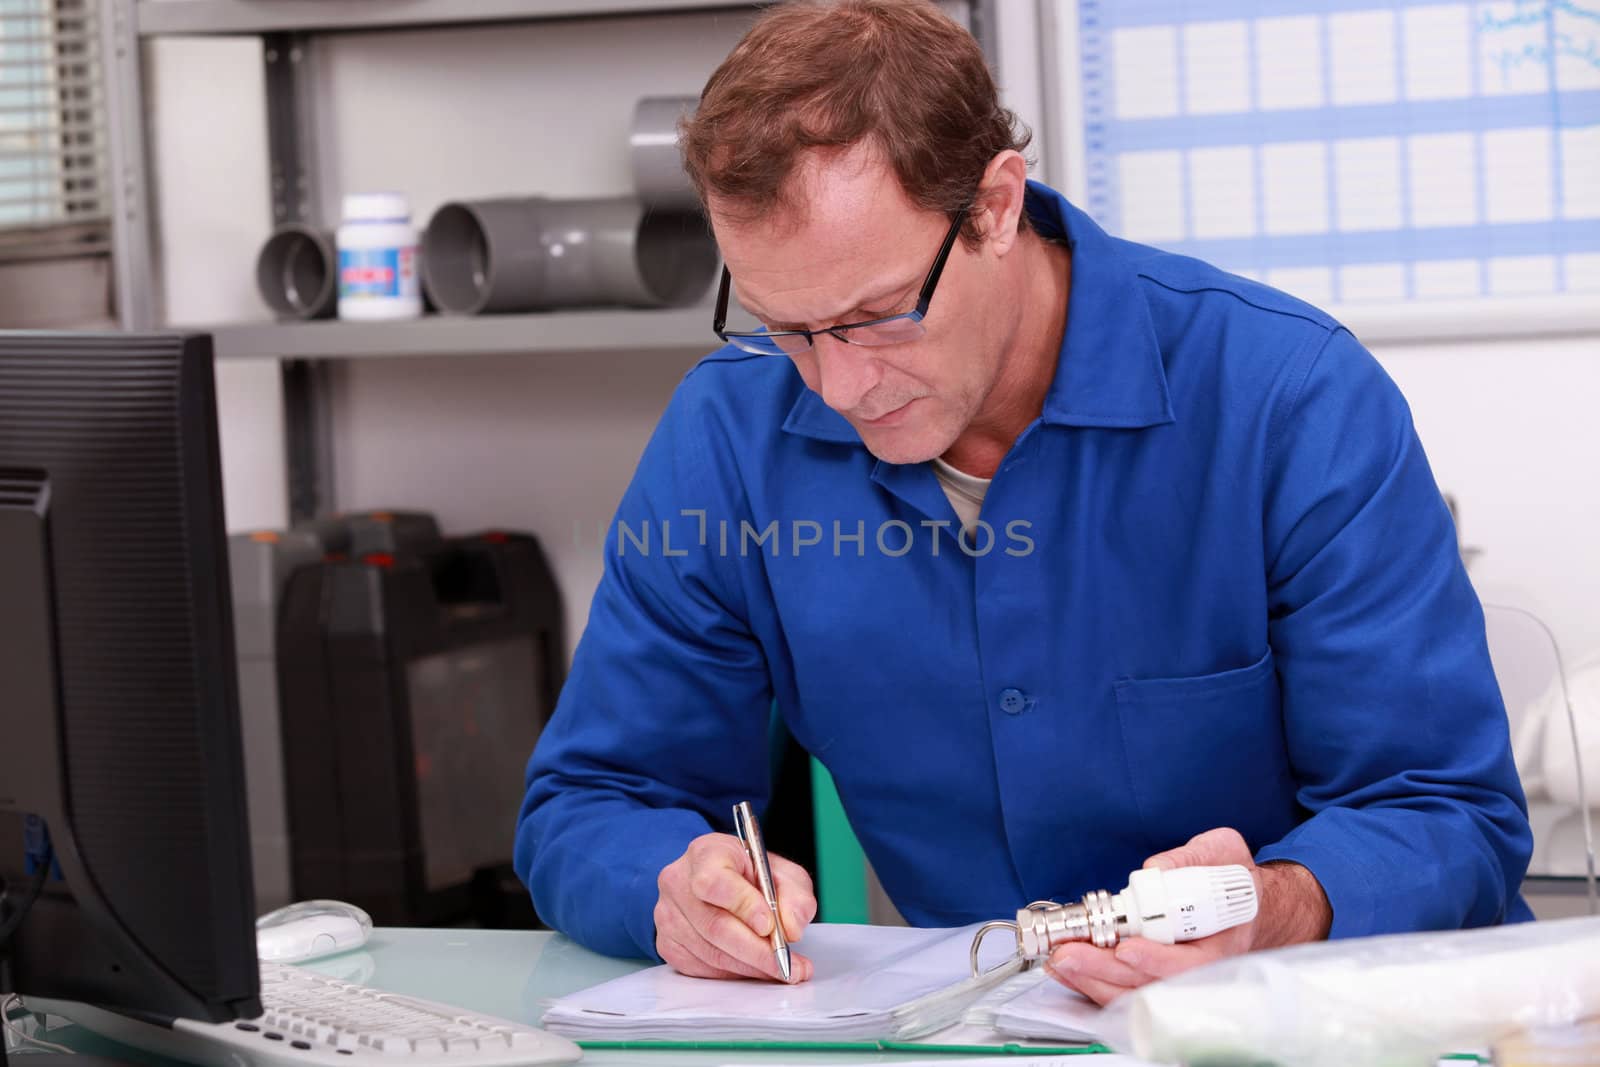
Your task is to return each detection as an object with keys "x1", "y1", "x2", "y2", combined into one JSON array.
[
  {"x1": 0, "y1": 0, "x2": 57, "y2": 228},
  {"x1": 1078, "y1": 0, "x2": 1600, "y2": 305}
]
